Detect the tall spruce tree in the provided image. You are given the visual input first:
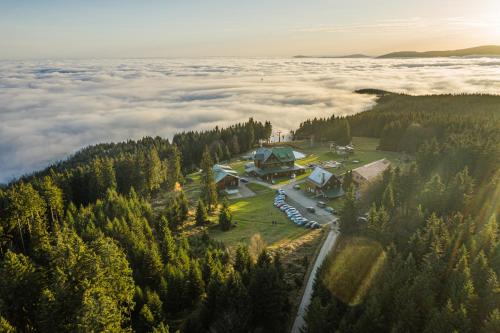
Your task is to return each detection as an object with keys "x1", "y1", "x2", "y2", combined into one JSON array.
[{"x1": 200, "y1": 147, "x2": 218, "y2": 211}]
